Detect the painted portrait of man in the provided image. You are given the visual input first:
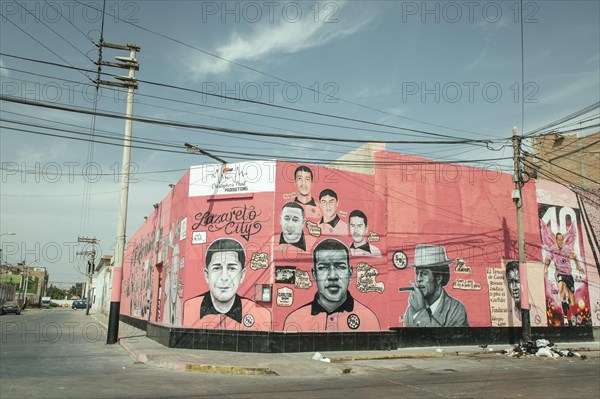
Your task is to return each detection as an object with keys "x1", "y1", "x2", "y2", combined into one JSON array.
[
  {"x1": 348, "y1": 209, "x2": 381, "y2": 257},
  {"x1": 294, "y1": 165, "x2": 321, "y2": 220},
  {"x1": 183, "y1": 238, "x2": 271, "y2": 330},
  {"x1": 284, "y1": 238, "x2": 380, "y2": 331},
  {"x1": 279, "y1": 202, "x2": 307, "y2": 251},
  {"x1": 318, "y1": 189, "x2": 348, "y2": 236},
  {"x1": 402, "y1": 244, "x2": 468, "y2": 327}
]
